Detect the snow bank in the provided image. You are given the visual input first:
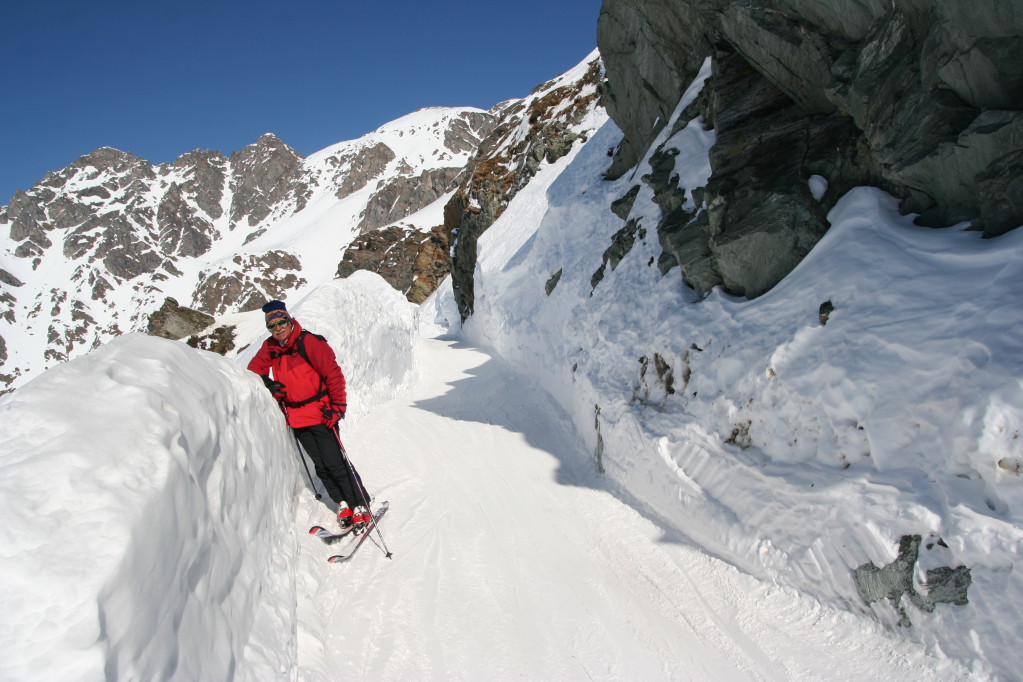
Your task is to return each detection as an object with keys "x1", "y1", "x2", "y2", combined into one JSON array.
[
  {"x1": 0, "y1": 272, "x2": 419, "y2": 680},
  {"x1": 455, "y1": 81, "x2": 1023, "y2": 676},
  {"x1": 418, "y1": 275, "x2": 461, "y2": 338},
  {"x1": 0, "y1": 334, "x2": 297, "y2": 681}
]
